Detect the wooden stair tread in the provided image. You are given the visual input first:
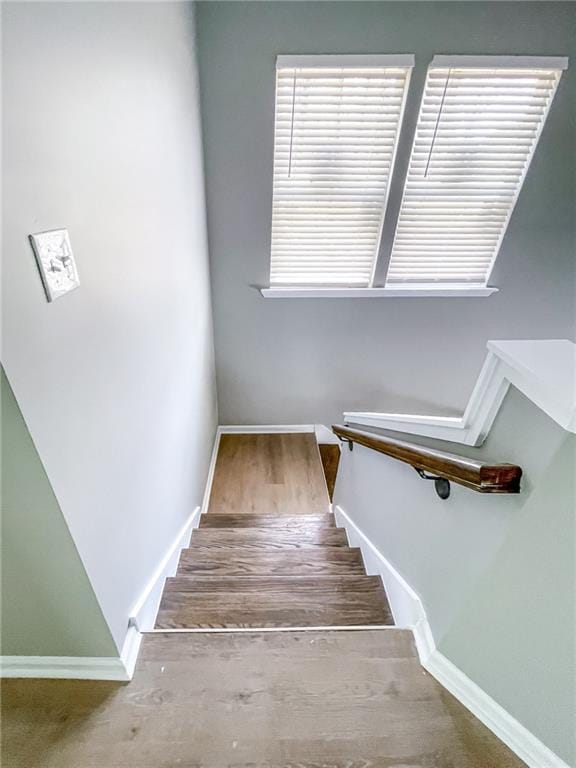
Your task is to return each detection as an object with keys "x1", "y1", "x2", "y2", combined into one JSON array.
[
  {"x1": 164, "y1": 575, "x2": 383, "y2": 594},
  {"x1": 156, "y1": 592, "x2": 393, "y2": 629},
  {"x1": 188, "y1": 528, "x2": 348, "y2": 549},
  {"x1": 177, "y1": 548, "x2": 366, "y2": 576},
  {"x1": 199, "y1": 513, "x2": 335, "y2": 528}
]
